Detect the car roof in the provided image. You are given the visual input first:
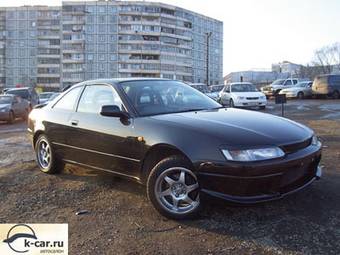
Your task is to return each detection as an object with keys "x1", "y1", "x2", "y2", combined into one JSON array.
[
  {"x1": 6, "y1": 87, "x2": 30, "y2": 91},
  {"x1": 229, "y1": 82, "x2": 254, "y2": 85},
  {"x1": 82, "y1": 78, "x2": 172, "y2": 85}
]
